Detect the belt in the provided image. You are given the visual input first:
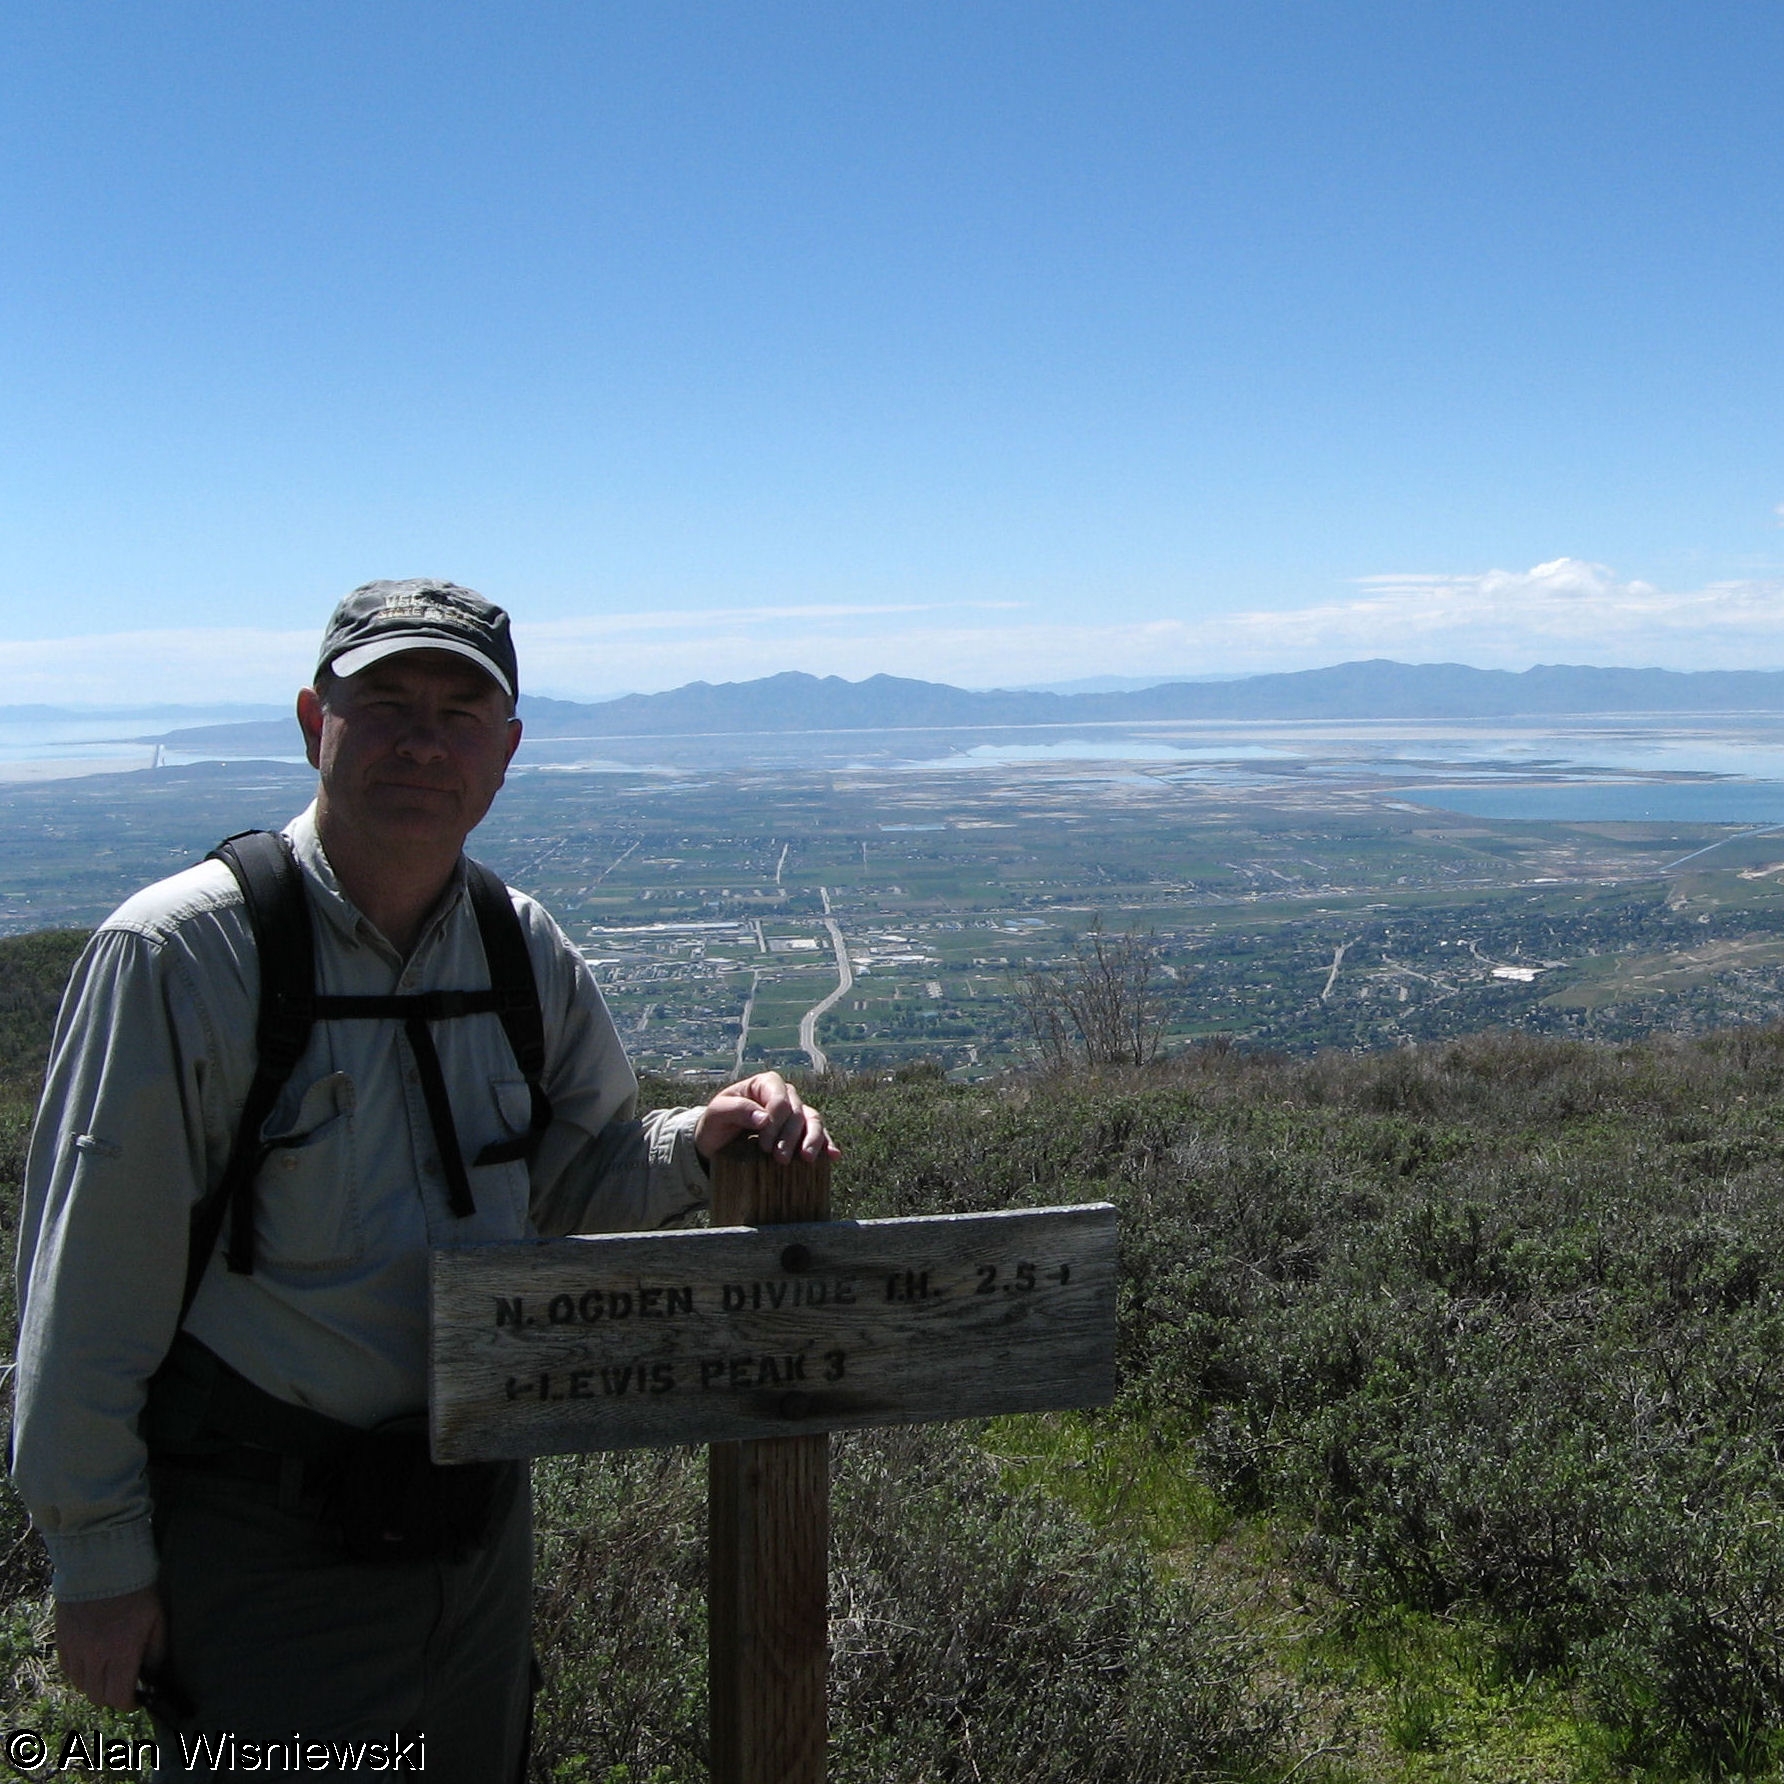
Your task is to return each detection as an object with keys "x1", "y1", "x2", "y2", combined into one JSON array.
[{"x1": 152, "y1": 1442, "x2": 328, "y2": 1500}]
